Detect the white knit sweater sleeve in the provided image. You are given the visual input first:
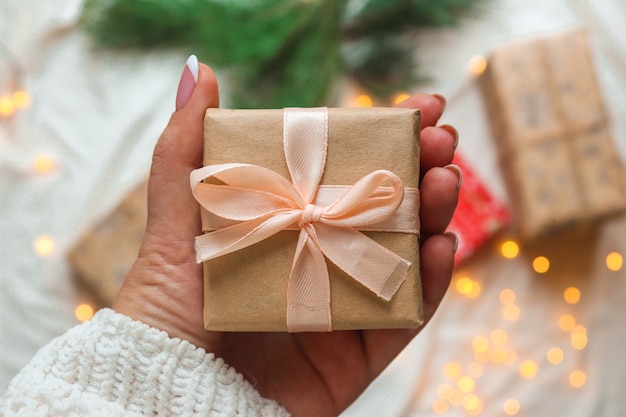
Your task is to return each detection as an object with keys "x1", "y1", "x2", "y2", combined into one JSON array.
[{"x1": 0, "y1": 309, "x2": 290, "y2": 417}]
